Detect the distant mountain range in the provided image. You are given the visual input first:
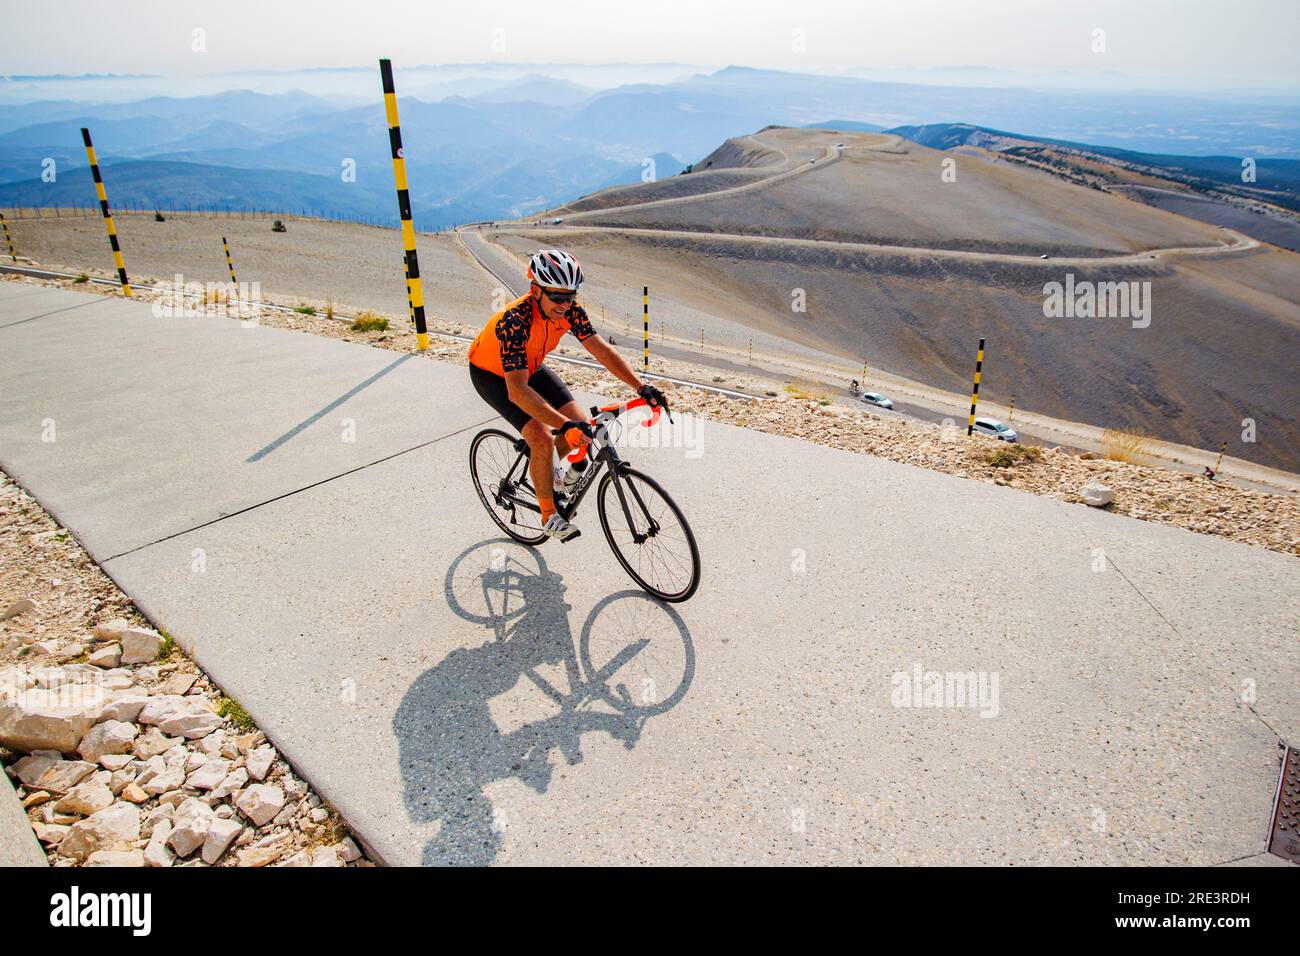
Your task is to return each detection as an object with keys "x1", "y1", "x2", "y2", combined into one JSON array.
[{"x1": 1, "y1": 66, "x2": 1297, "y2": 228}]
